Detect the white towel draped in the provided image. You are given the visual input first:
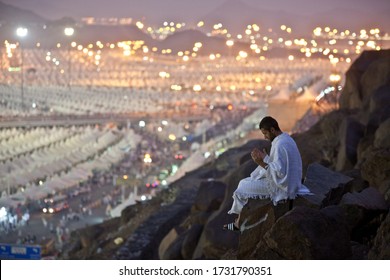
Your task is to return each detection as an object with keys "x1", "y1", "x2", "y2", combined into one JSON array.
[{"x1": 228, "y1": 133, "x2": 311, "y2": 215}]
